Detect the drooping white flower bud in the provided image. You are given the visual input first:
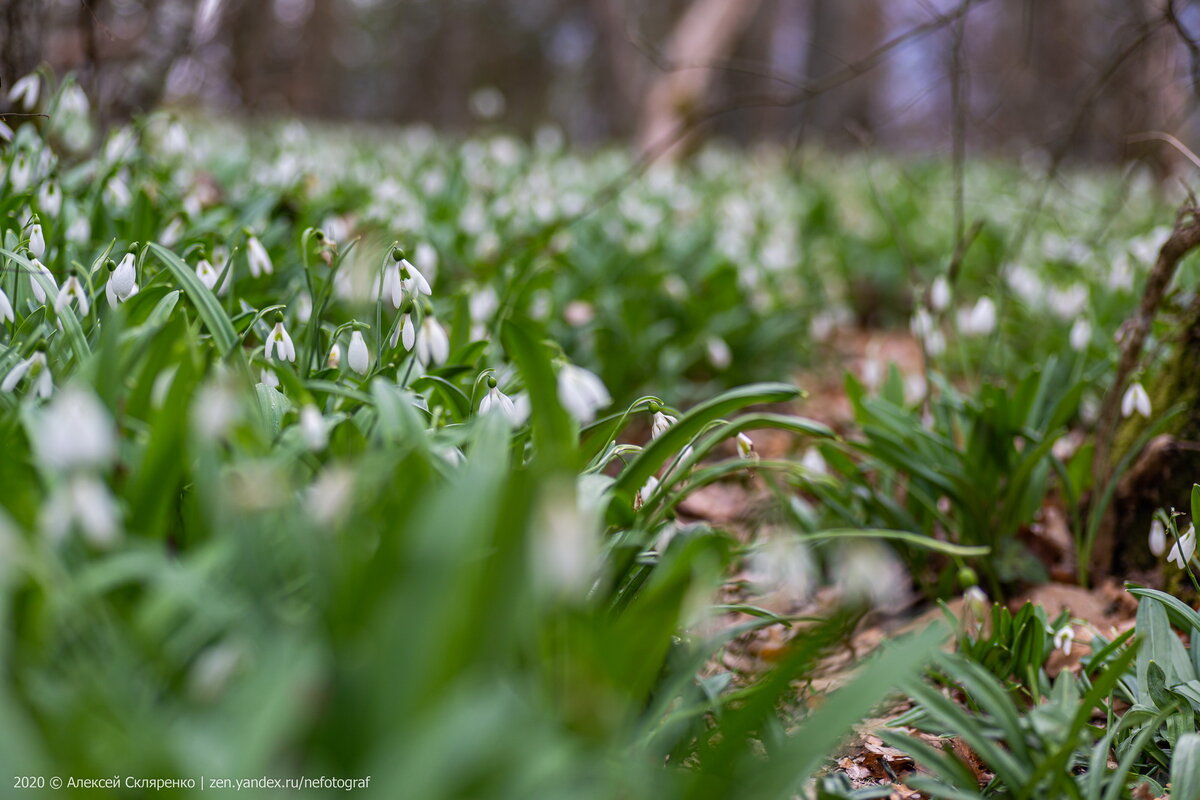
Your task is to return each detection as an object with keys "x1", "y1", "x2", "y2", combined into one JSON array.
[
  {"x1": 327, "y1": 343, "x2": 342, "y2": 370},
  {"x1": 1121, "y1": 381, "x2": 1151, "y2": 419},
  {"x1": 1150, "y1": 518, "x2": 1167, "y2": 556},
  {"x1": 415, "y1": 316, "x2": 449, "y2": 366},
  {"x1": 650, "y1": 410, "x2": 676, "y2": 439},
  {"x1": 27, "y1": 258, "x2": 56, "y2": 304},
  {"x1": 930, "y1": 275, "x2": 952, "y2": 312},
  {"x1": 736, "y1": 432, "x2": 755, "y2": 460},
  {"x1": 556, "y1": 364, "x2": 610, "y2": 424},
  {"x1": 32, "y1": 385, "x2": 114, "y2": 470},
  {"x1": 299, "y1": 405, "x2": 328, "y2": 450},
  {"x1": 8, "y1": 74, "x2": 39, "y2": 110},
  {"x1": 37, "y1": 182, "x2": 62, "y2": 217},
  {"x1": 2, "y1": 351, "x2": 51, "y2": 398},
  {"x1": 1069, "y1": 317, "x2": 1091, "y2": 352},
  {"x1": 478, "y1": 377, "x2": 523, "y2": 424},
  {"x1": 958, "y1": 296, "x2": 996, "y2": 336},
  {"x1": 347, "y1": 330, "x2": 370, "y2": 375},
  {"x1": 28, "y1": 222, "x2": 45, "y2": 259},
  {"x1": 246, "y1": 235, "x2": 273, "y2": 277},
  {"x1": 0, "y1": 288, "x2": 12, "y2": 324},
  {"x1": 1169, "y1": 524, "x2": 1197, "y2": 570},
  {"x1": 105, "y1": 253, "x2": 138, "y2": 308},
  {"x1": 196, "y1": 258, "x2": 219, "y2": 290},
  {"x1": 1052, "y1": 624, "x2": 1074, "y2": 656},
  {"x1": 55, "y1": 275, "x2": 89, "y2": 317}
]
